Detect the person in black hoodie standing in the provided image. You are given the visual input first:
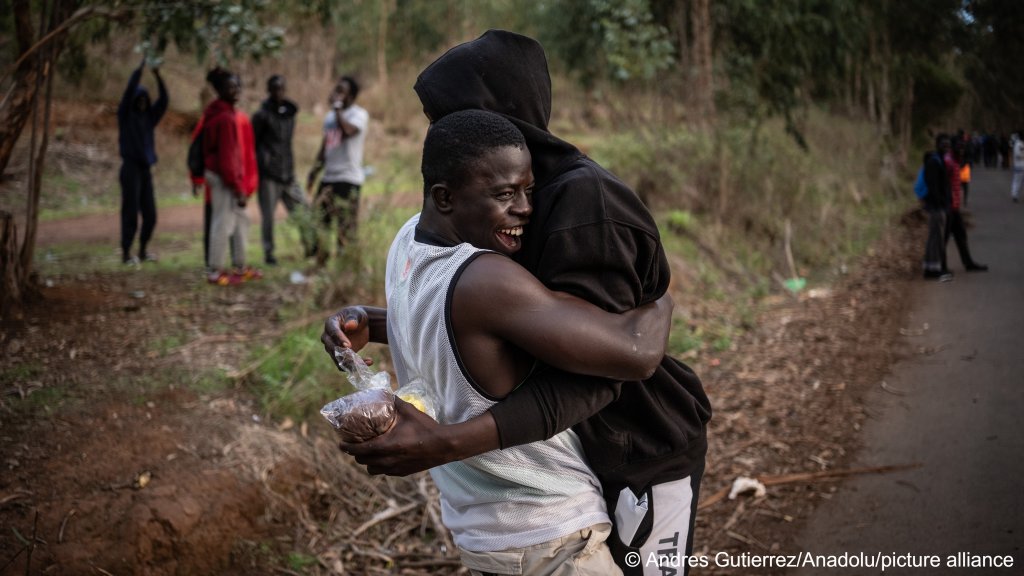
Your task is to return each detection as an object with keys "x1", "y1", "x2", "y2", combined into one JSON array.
[
  {"x1": 921, "y1": 134, "x2": 951, "y2": 281},
  {"x1": 325, "y1": 30, "x2": 712, "y2": 575},
  {"x1": 117, "y1": 59, "x2": 167, "y2": 265},
  {"x1": 252, "y1": 75, "x2": 308, "y2": 266}
]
